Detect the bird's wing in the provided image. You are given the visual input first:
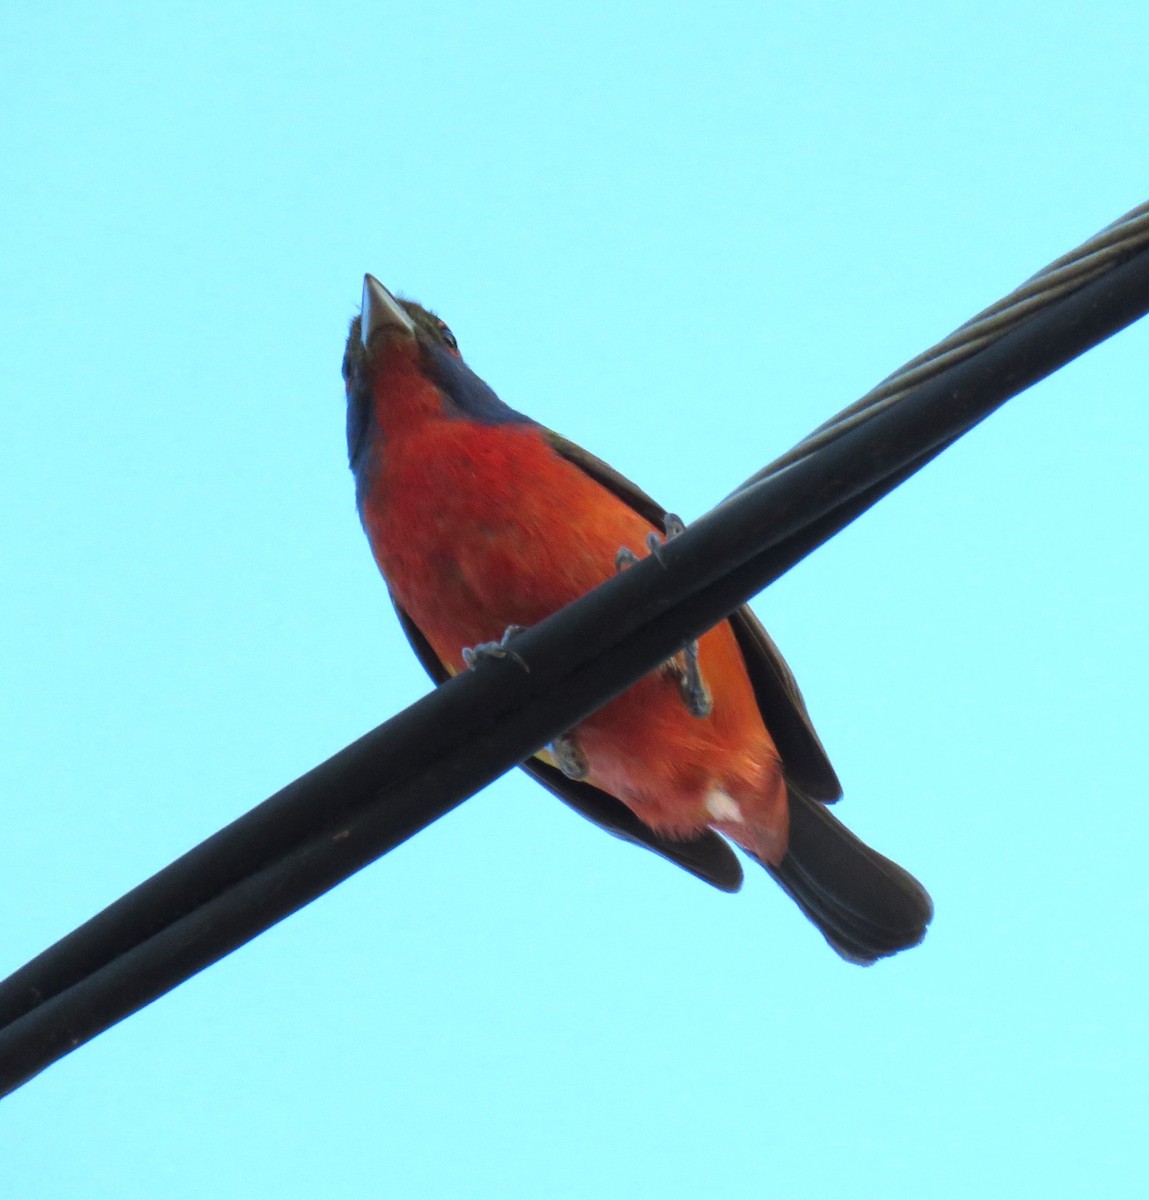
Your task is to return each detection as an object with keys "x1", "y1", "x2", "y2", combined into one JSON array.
[
  {"x1": 389, "y1": 592, "x2": 744, "y2": 891},
  {"x1": 544, "y1": 429, "x2": 842, "y2": 803}
]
